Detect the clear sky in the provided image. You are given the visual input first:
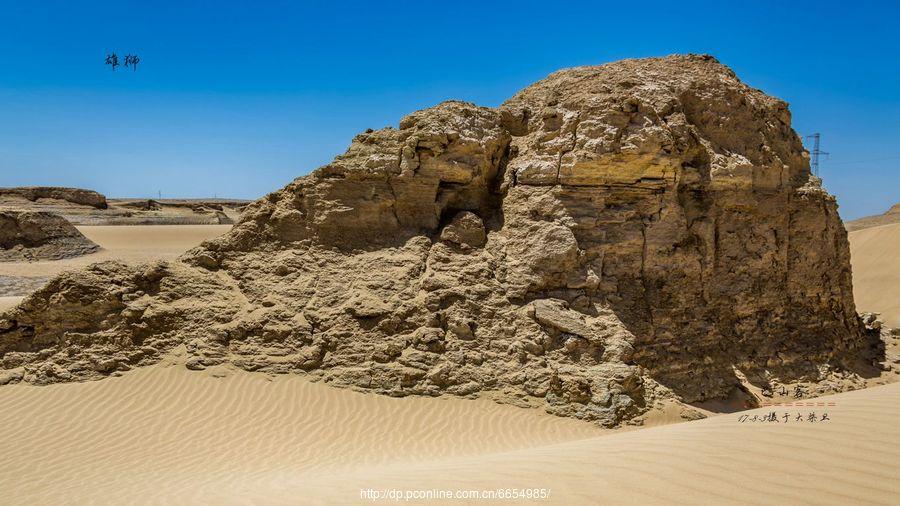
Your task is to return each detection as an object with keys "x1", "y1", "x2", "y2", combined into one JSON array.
[{"x1": 1, "y1": 1, "x2": 897, "y2": 219}]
